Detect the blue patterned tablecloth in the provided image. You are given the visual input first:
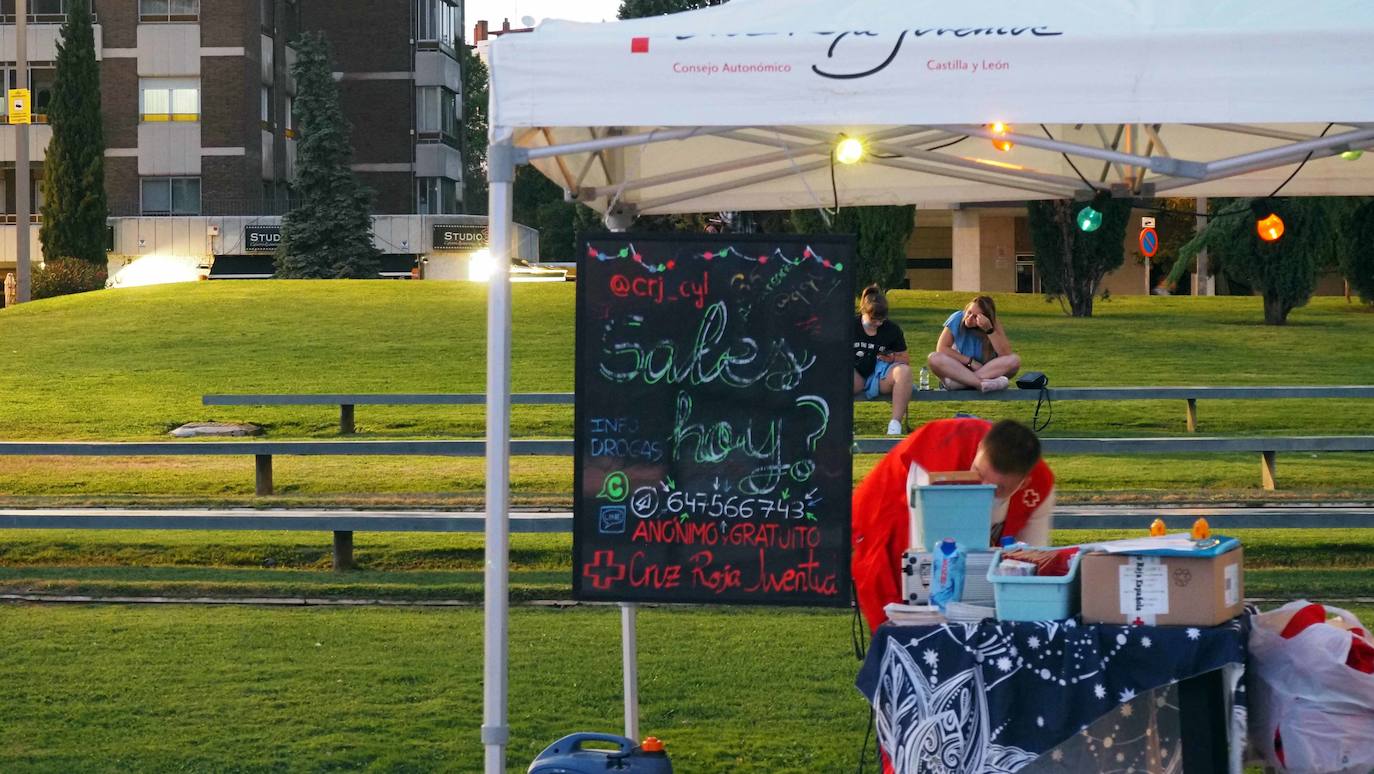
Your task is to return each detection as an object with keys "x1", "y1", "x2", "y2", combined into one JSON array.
[{"x1": 856, "y1": 618, "x2": 1247, "y2": 773}]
